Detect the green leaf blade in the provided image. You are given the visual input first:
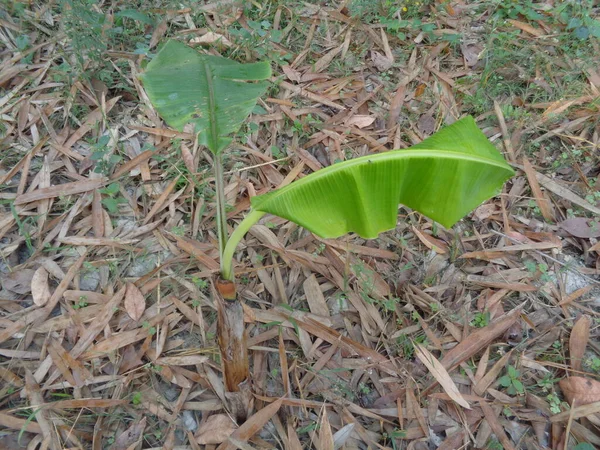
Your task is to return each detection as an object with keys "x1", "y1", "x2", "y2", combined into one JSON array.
[
  {"x1": 251, "y1": 117, "x2": 514, "y2": 238},
  {"x1": 140, "y1": 40, "x2": 271, "y2": 154}
]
